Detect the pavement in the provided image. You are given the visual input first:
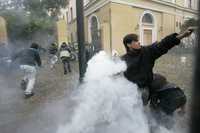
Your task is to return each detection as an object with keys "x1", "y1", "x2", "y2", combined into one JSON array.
[{"x1": 0, "y1": 57, "x2": 79, "y2": 133}]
